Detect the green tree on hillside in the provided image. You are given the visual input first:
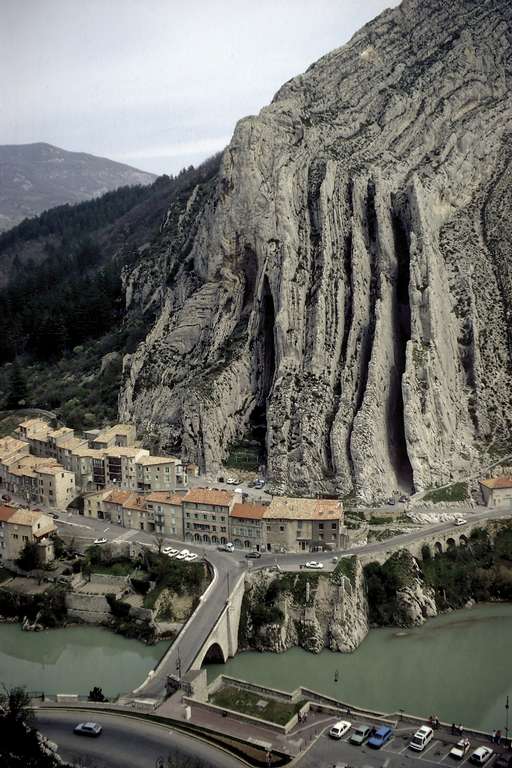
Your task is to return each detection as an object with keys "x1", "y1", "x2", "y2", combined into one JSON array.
[{"x1": 6, "y1": 361, "x2": 28, "y2": 408}]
